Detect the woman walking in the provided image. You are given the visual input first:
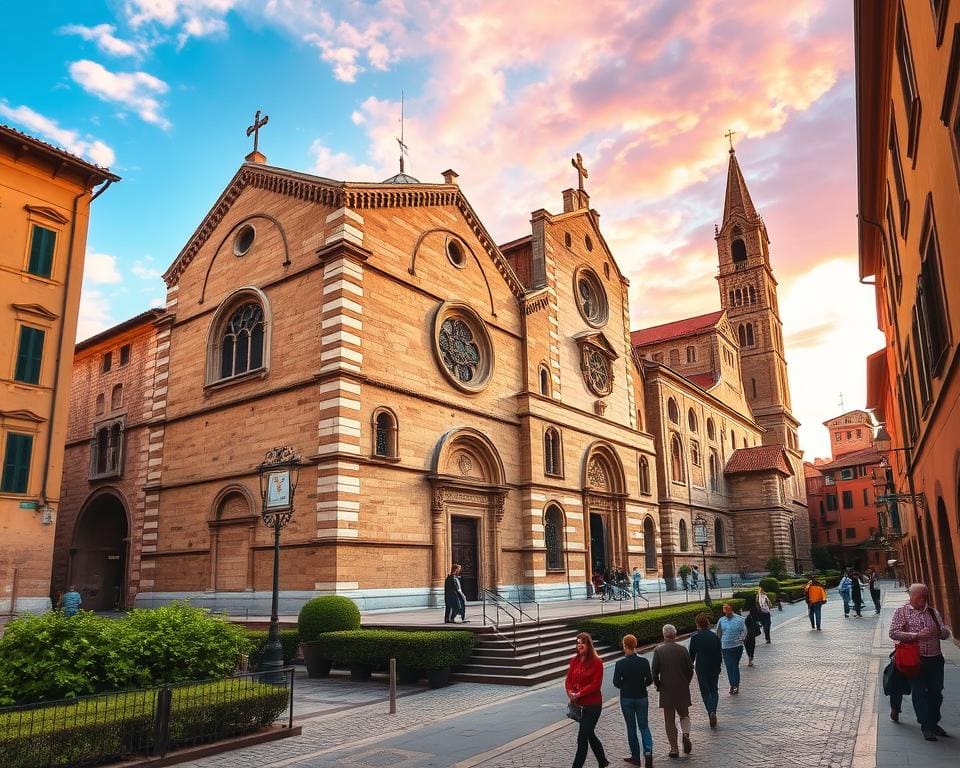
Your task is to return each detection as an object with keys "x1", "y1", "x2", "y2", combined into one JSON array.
[
  {"x1": 743, "y1": 600, "x2": 762, "y2": 667},
  {"x1": 613, "y1": 634, "x2": 654, "y2": 767},
  {"x1": 566, "y1": 633, "x2": 609, "y2": 768},
  {"x1": 756, "y1": 586, "x2": 773, "y2": 643},
  {"x1": 868, "y1": 569, "x2": 882, "y2": 615},
  {"x1": 851, "y1": 572, "x2": 865, "y2": 617}
]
